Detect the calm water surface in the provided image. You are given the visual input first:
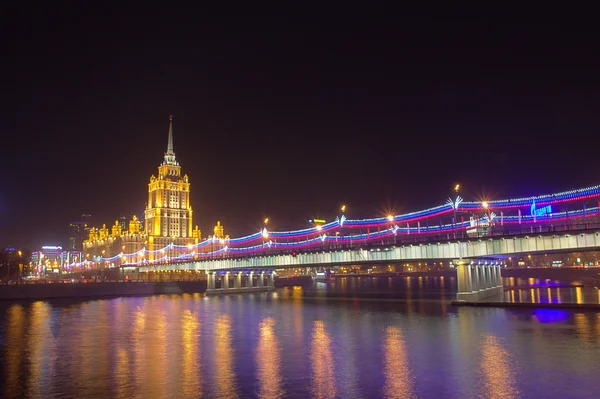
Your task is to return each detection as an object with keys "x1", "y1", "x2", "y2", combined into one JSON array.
[{"x1": 1, "y1": 281, "x2": 599, "y2": 399}]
